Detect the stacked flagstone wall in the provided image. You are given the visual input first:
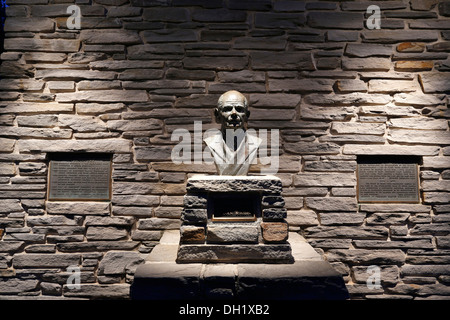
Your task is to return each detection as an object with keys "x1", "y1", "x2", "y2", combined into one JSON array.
[{"x1": 0, "y1": 0, "x2": 449, "y2": 299}]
